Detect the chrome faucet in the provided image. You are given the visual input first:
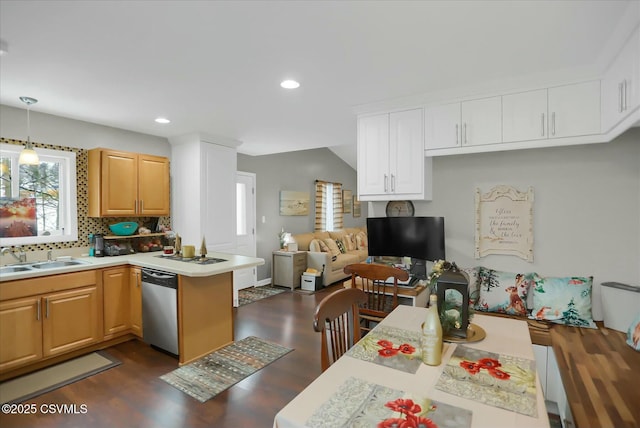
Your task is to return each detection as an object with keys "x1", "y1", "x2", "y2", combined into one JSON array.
[
  {"x1": 1, "y1": 246, "x2": 27, "y2": 263},
  {"x1": 47, "y1": 249, "x2": 53, "y2": 262}
]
